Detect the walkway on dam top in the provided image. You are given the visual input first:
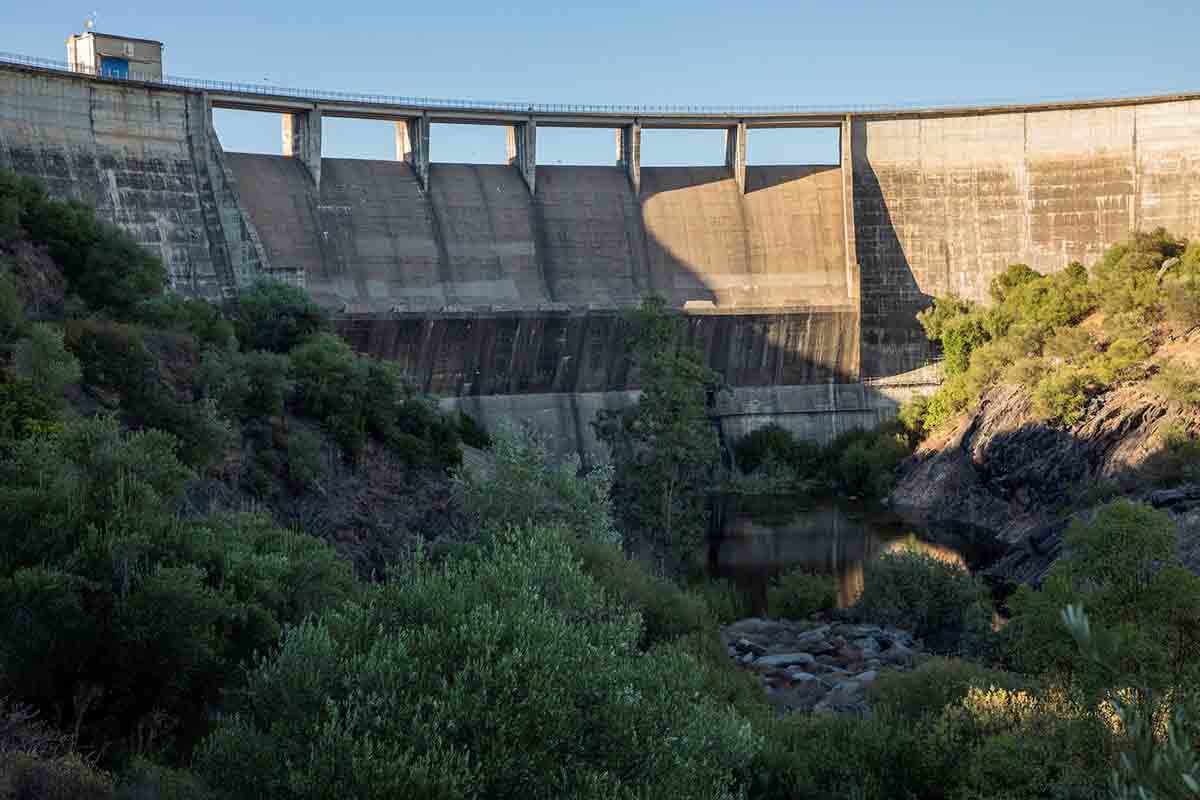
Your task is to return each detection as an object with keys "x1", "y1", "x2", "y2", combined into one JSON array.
[{"x1": 3, "y1": 49, "x2": 1199, "y2": 127}]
